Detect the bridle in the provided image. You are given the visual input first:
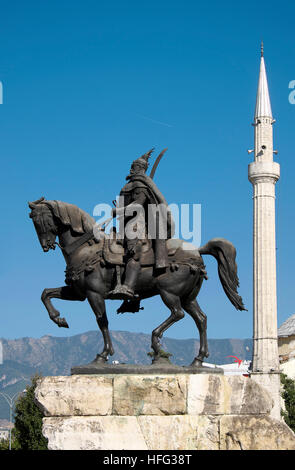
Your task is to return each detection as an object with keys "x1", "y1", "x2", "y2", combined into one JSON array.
[{"x1": 33, "y1": 204, "x2": 110, "y2": 256}]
